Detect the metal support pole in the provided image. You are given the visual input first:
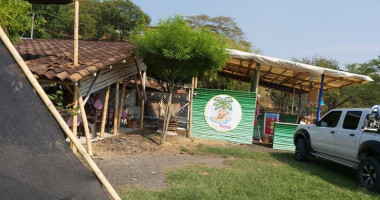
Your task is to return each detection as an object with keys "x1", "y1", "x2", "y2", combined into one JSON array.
[{"x1": 316, "y1": 74, "x2": 325, "y2": 120}]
